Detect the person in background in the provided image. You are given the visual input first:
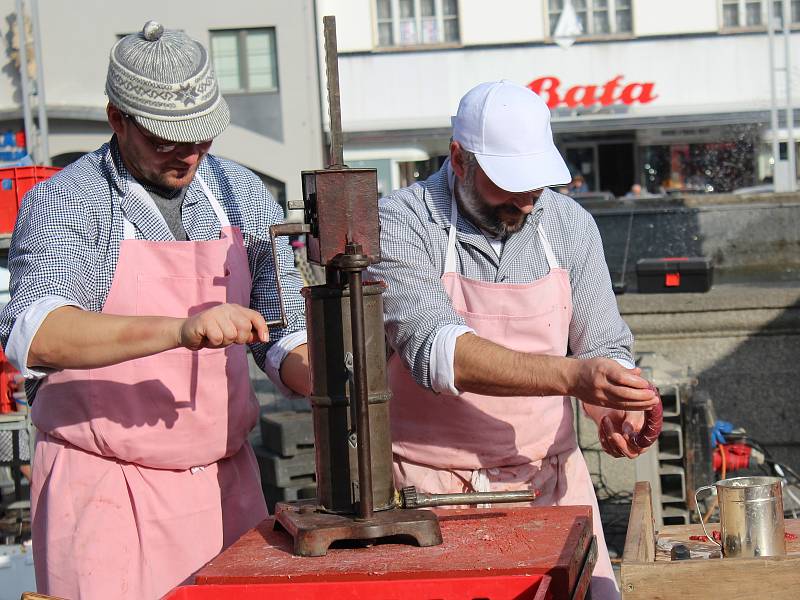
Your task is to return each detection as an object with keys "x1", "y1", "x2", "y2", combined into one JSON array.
[
  {"x1": 0, "y1": 21, "x2": 309, "y2": 600},
  {"x1": 369, "y1": 80, "x2": 660, "y2": 600},
  {"x1": 626, "y1": 183, "x2": 644, "y2": 198},
  {"x1": 569, "y1": 173, "x2": 589, "y2": 193}
]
